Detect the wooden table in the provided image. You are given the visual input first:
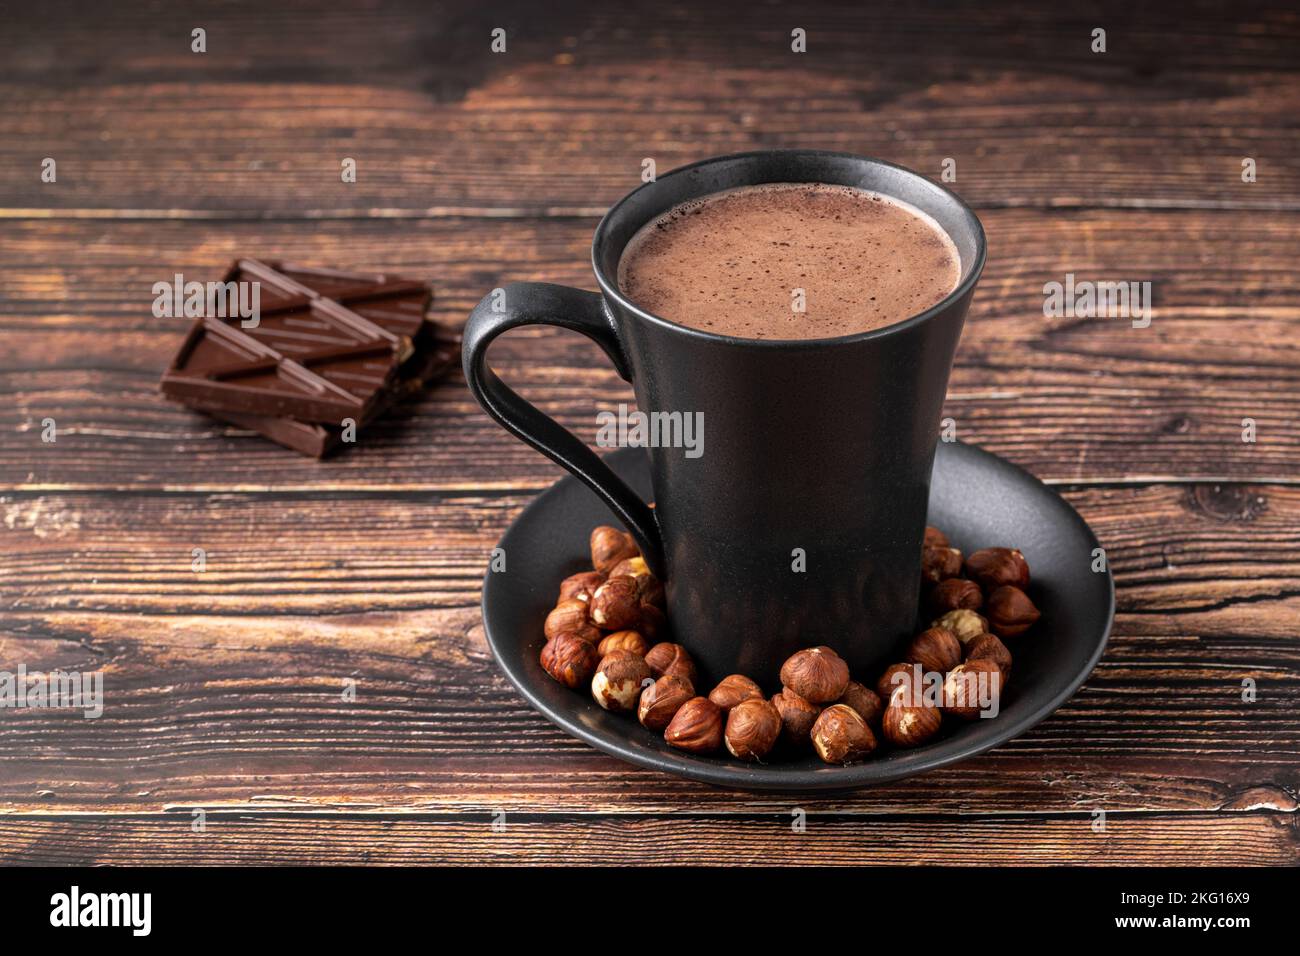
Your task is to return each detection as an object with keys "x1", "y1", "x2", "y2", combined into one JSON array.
[{"x1": 2, "y1": 1, "x2": 1296, "y2": 866}]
